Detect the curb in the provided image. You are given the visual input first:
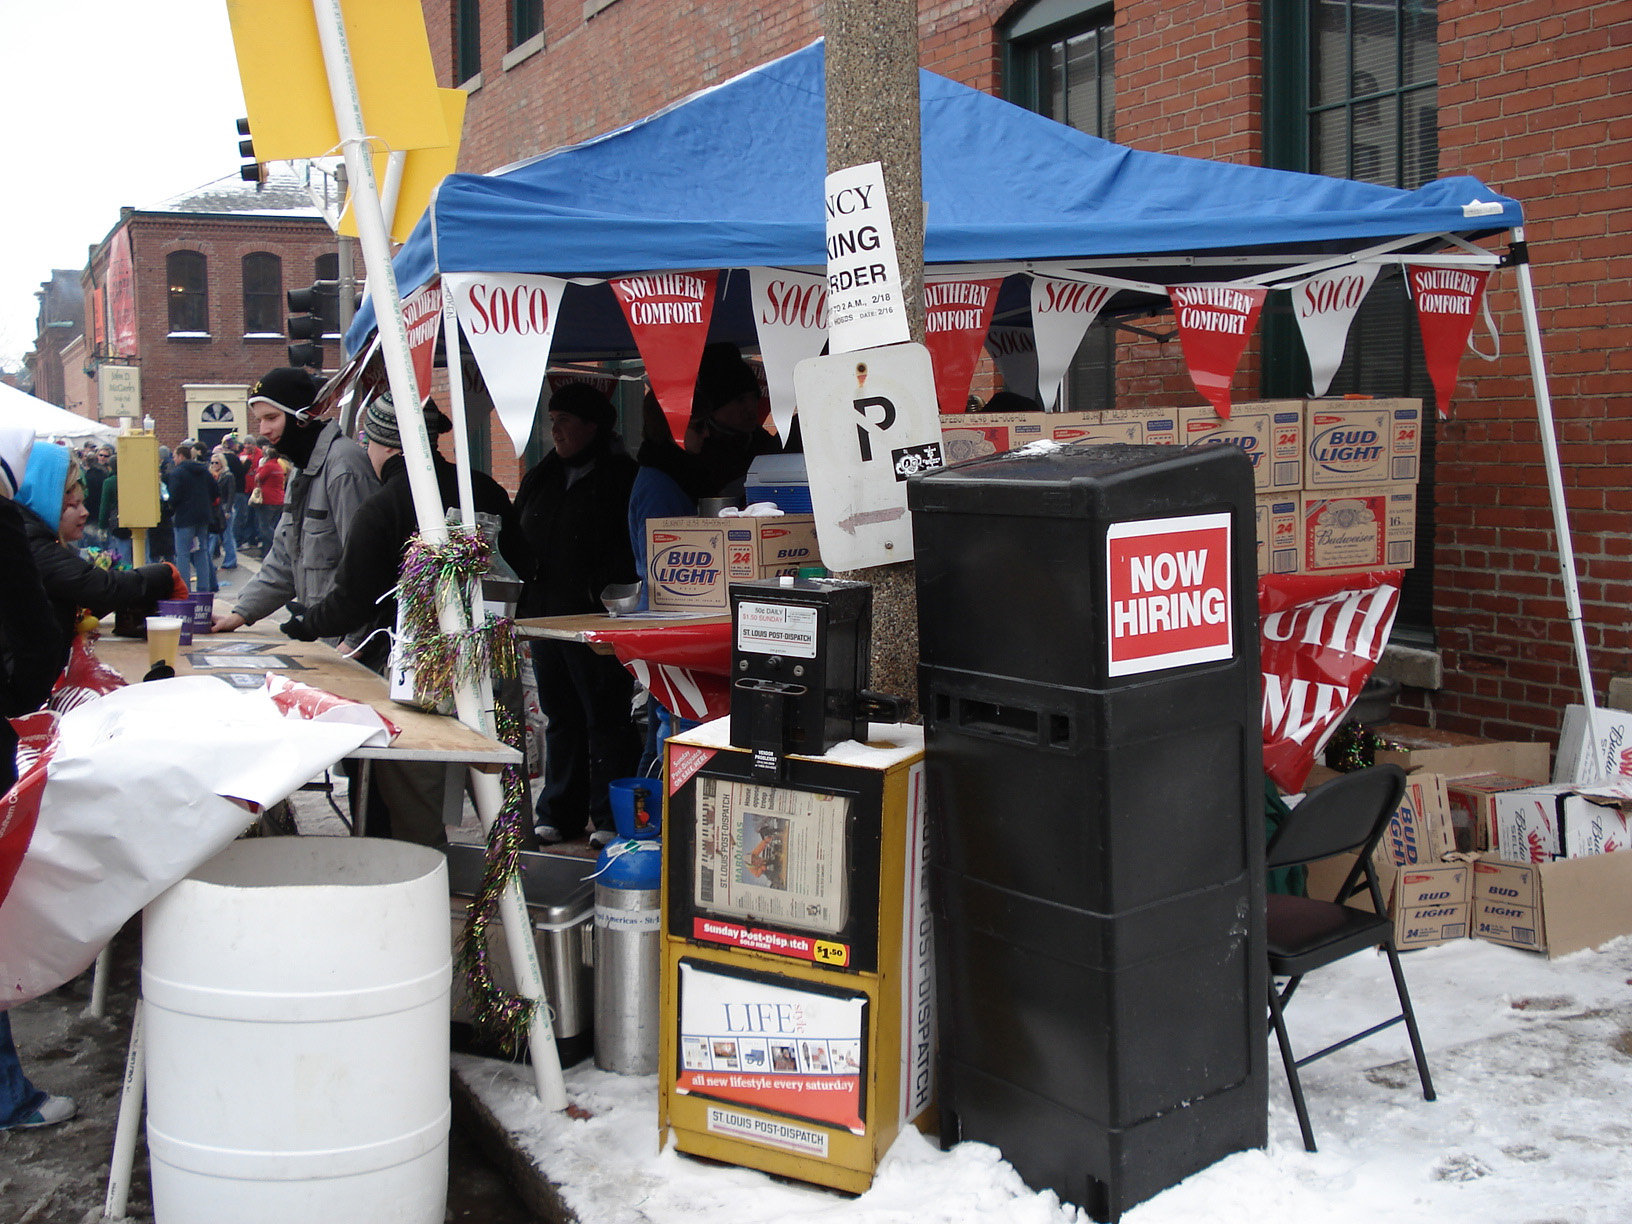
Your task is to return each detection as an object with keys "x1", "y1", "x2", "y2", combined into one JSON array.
[{"x1": 451, "y1": 1062, "x2": 579, "y2": 1224}]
